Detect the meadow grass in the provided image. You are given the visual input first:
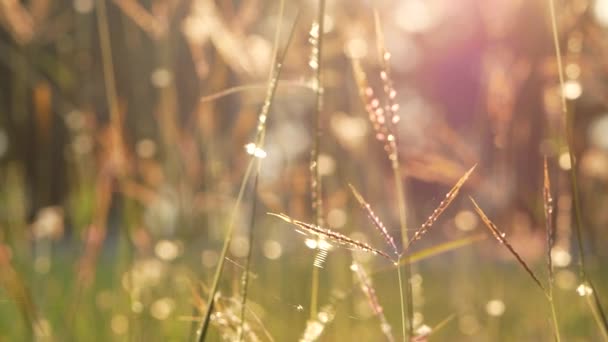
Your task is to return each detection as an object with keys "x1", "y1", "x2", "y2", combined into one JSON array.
[{"x1": 1, "y1": 1, "x2": 608, "y2": 341}]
